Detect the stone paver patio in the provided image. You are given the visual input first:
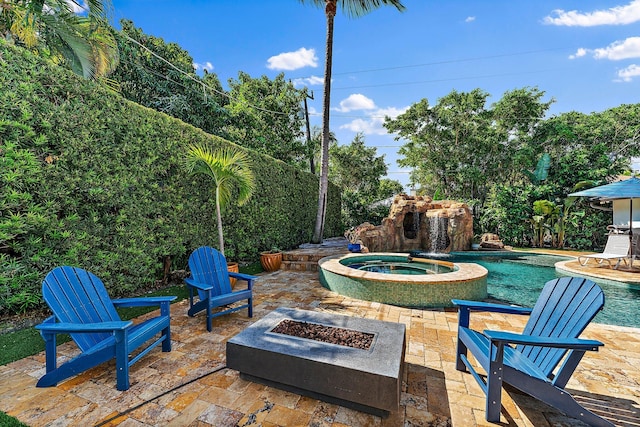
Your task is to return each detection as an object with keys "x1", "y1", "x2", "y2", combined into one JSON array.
[{"x1": 1, "y1": 264, "x2": 639, "y2": 426}]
